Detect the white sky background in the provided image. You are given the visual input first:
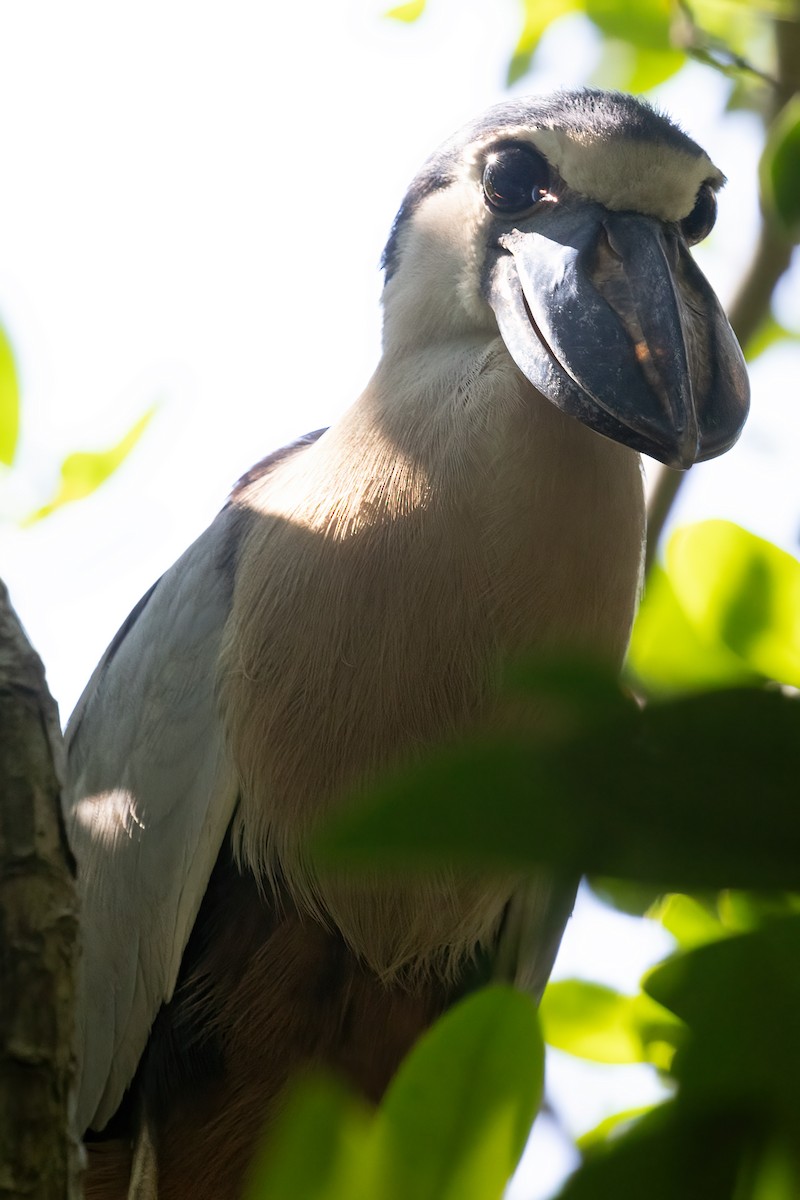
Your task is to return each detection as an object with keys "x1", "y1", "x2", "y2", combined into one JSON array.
[{"x1": 0, "y1": 2, "x2": 798, "y2": 1197}]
